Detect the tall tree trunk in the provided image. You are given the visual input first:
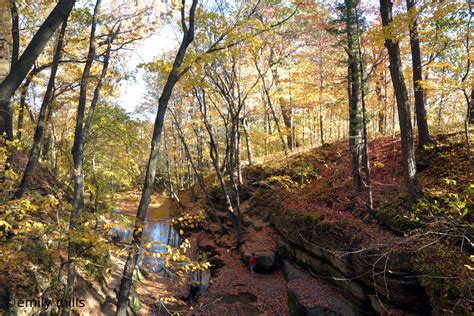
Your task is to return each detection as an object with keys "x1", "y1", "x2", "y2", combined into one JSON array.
[
  {"x1": 236, "y1": 118, "x2": 243, "y2": 185},
  {"x1": 269, "y1": 48, "x2": 293, "y2": 150},
  {"x1": 470, "y1": 87, "x2": 474, "y2": 125},
  {"x1": 241, "y1": 117, "x2": 253, "y2": 165},
  {"x1": 50, "y1": 123, "x2": 58, "y2": 176},
  {"x1": 256, "y1": 64, "x2": 289, "y2": 162},
  {"x1": 171, "y1": 111, "x2": 224, "y2": 231},
  {"x1": 463, "y1": 87, "x2": 474, "y2": 173},
  {"x1": 319, "y1": 105, "x2": 324, "y2": 145},
  {"x1": 319, "y1": 41, "x2": 325, "y2": 146},
  {"x1": 0, "y1": 0, "x2": 76, "y2": 141},
  {"x1": 62, "y1": 2, "x2": 117, "y2": 313},
  {"x1": 194, "y1": 125, "x2": 204, "y2": 171},
  {"x1": 196, "y1": 87, "x2": 242, "y2": 243},
  {"x1": 461, "y1": 2, "x2": 473, "y2": 173},
  {"x1": 264, "y1": 96, "x2": 269, "y2": 158},
  {"x1": 14, "y1": 18, "x2": 69, "y2": 199},
  {"x1": 10, "y1": 0, "x2": 19, "y2": 68},
  {"x1": 384, "y1": 65, "x2": 389, "y2": 133},
  {"x1": 407, "y1": 0, "x2": 430, "y2": 148},
  {"x1": 356, "y1": 10, "x2": 374, "y2": 217},
  {"x1": 116, "y1": 2, "x2": 198, "y2": 314},
  {"x1": 0, "y1": 1, "x2": 12, "y2": 140},
  {"x1": 345, "y1": 0, "x2": 363, "y2": 194},
  {"x1": 380, "y1": 0, "x2": 417, "y2": 201},
  {"x1": 375, "y1": 68, "x2": 385, "y2": 134}
]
